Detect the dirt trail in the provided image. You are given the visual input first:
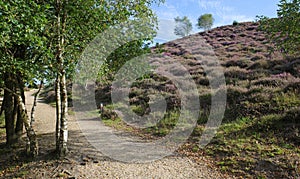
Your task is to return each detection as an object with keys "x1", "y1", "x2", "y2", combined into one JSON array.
[
  {"x1": 26, "y1": 90, "x2": 56, "y2": 135},
  {"x1": 22, "y1": 90, "x2": 234, "y2": 179}
]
